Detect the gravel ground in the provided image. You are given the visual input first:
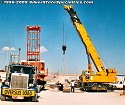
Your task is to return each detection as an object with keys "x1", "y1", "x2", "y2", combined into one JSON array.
[{"x1": 0, "y1": 89, "x2": 125, "y2": 105}]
